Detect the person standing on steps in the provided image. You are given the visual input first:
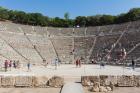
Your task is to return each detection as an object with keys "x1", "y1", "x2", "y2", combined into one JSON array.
[
  {"x1": 27, "y1": 62, "x2": 31, "y2": 71},
  {"x1": 132, "y1": 59, "x2": 135, "y2": 70}
]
